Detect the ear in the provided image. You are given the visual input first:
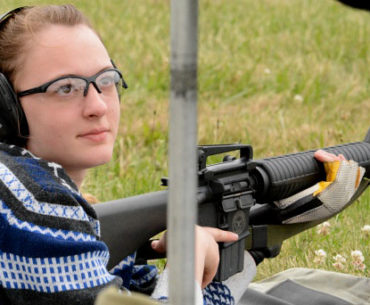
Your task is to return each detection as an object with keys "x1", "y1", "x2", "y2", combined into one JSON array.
[{"x1": 0, "y1": 73, "x2": 28, "y2": 146}]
